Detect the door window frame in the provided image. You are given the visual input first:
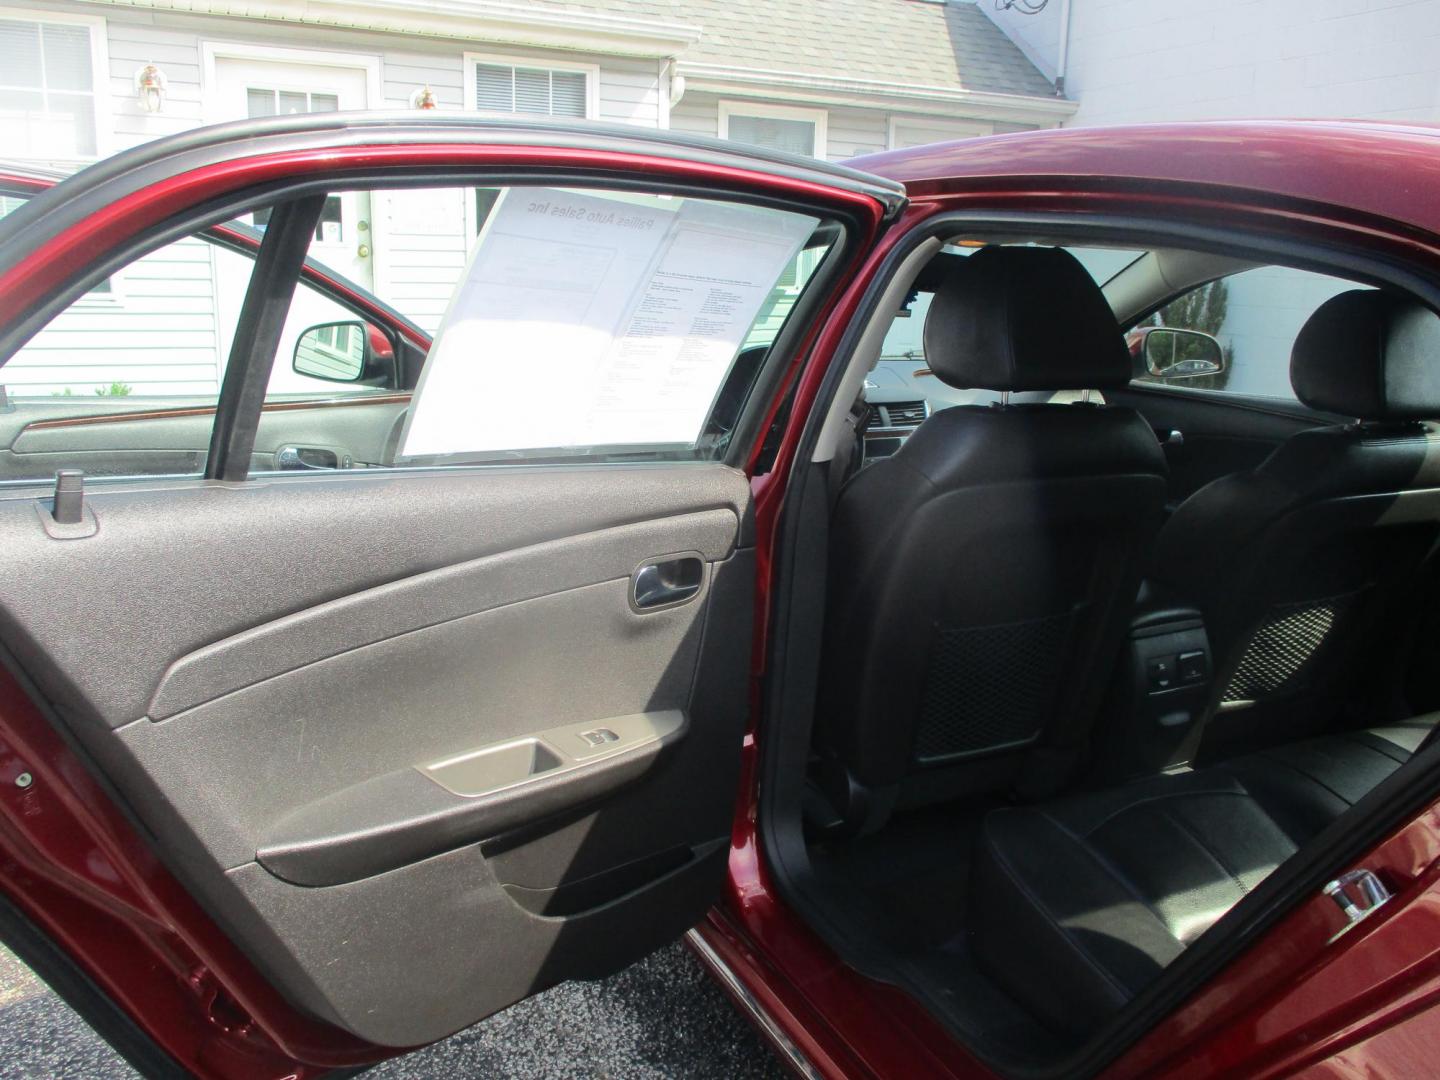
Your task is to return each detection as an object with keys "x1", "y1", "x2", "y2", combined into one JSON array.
[
  {"x1": 0, "y1": 171, "x2": 861, "y2": 484},
  {"x1": 2, "y1": 190, "x2": 122, "y2": 307}
]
